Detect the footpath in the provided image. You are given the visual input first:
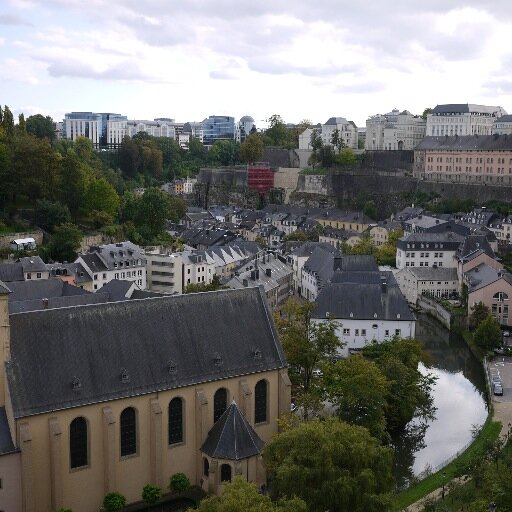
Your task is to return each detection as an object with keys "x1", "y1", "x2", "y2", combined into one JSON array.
[{"x1": 403, "y1": 400, "x2": 512, "y2": 512}]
